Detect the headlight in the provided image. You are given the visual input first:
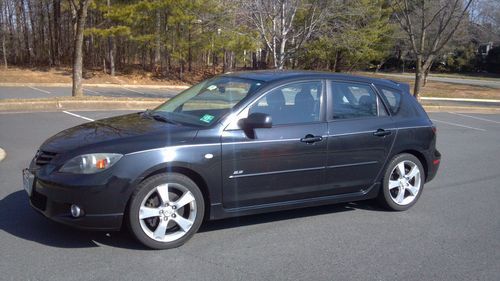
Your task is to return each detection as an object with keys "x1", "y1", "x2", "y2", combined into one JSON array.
[{"x1": 59, "y1": 153, "x2": 123, "y2": 174}]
